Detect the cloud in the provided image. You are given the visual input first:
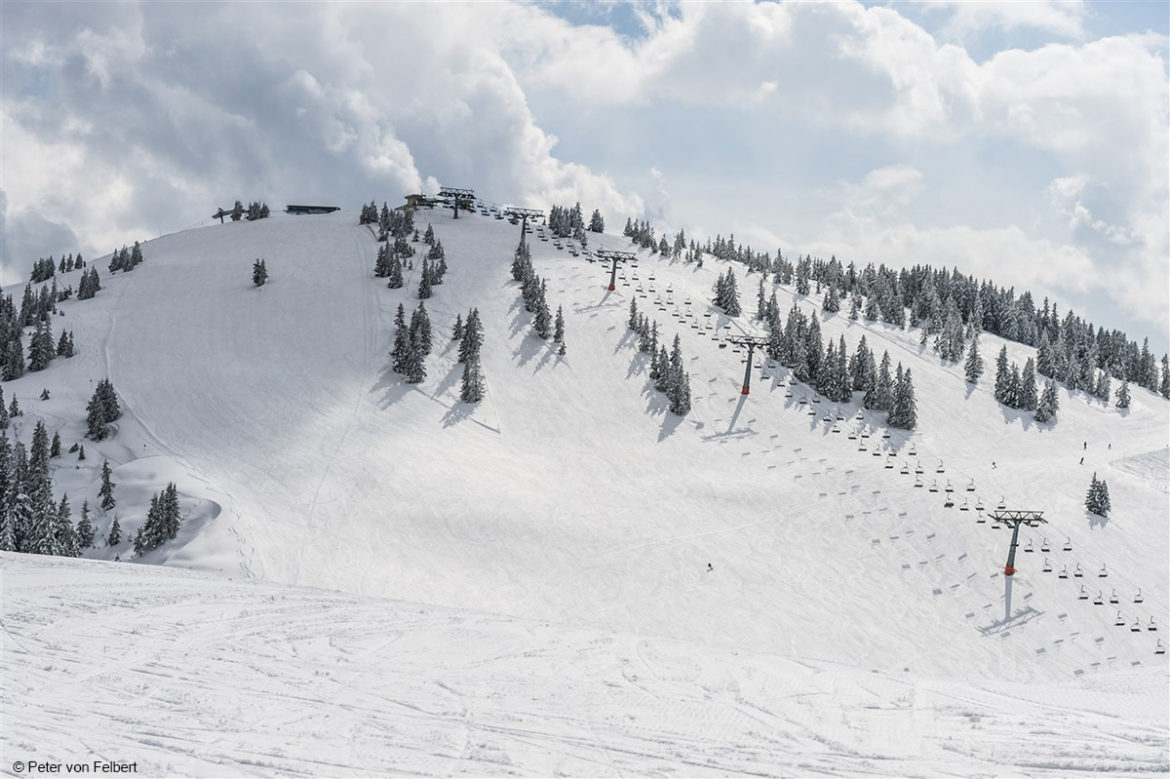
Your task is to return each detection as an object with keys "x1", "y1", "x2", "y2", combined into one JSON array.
[{"x1": 918, "y1": 0, "x2": 1088, "y2": 41}]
